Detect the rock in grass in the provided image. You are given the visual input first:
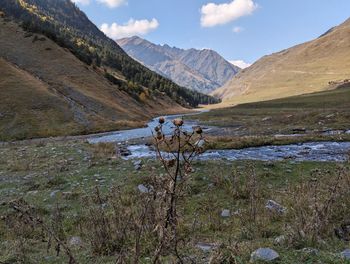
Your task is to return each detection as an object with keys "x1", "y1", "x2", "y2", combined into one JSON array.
[
  {"x1": 273, "y1": 235, "x2": 286, "y2": 246},
  {"x1": 50, "y1": 190, "x2": 60, "y2": 198},
  {"x1": 341, "y1": 249, "x2": 350, "y2": 260},
  {"x1": 266, "y1": 200, "x2": 286, "y2": 214},
  {"x1": 133, "y1": 160, "x2": 143, "y2": 170},
  {"x1": 196, "y1": 242, "x2": 217, "y2": 252},
  {"x1": 138, "y1": 184, "x2": 151, "y2": 193},
  {"x1": 250, "y1": 248, "x2": 279, "y2": 262},
  {"x1": 301, "y1": 248, "x2": 319, "y2": 255},
  {"x1": 69, "y1": 236, "x2": 83, "y2": 247},
  {"x1": 221, "y1": 209, "x2": 230, "y2": 218},
  {"x1": 335, "y1": 223, "x2": 350, "y2": 241}
]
